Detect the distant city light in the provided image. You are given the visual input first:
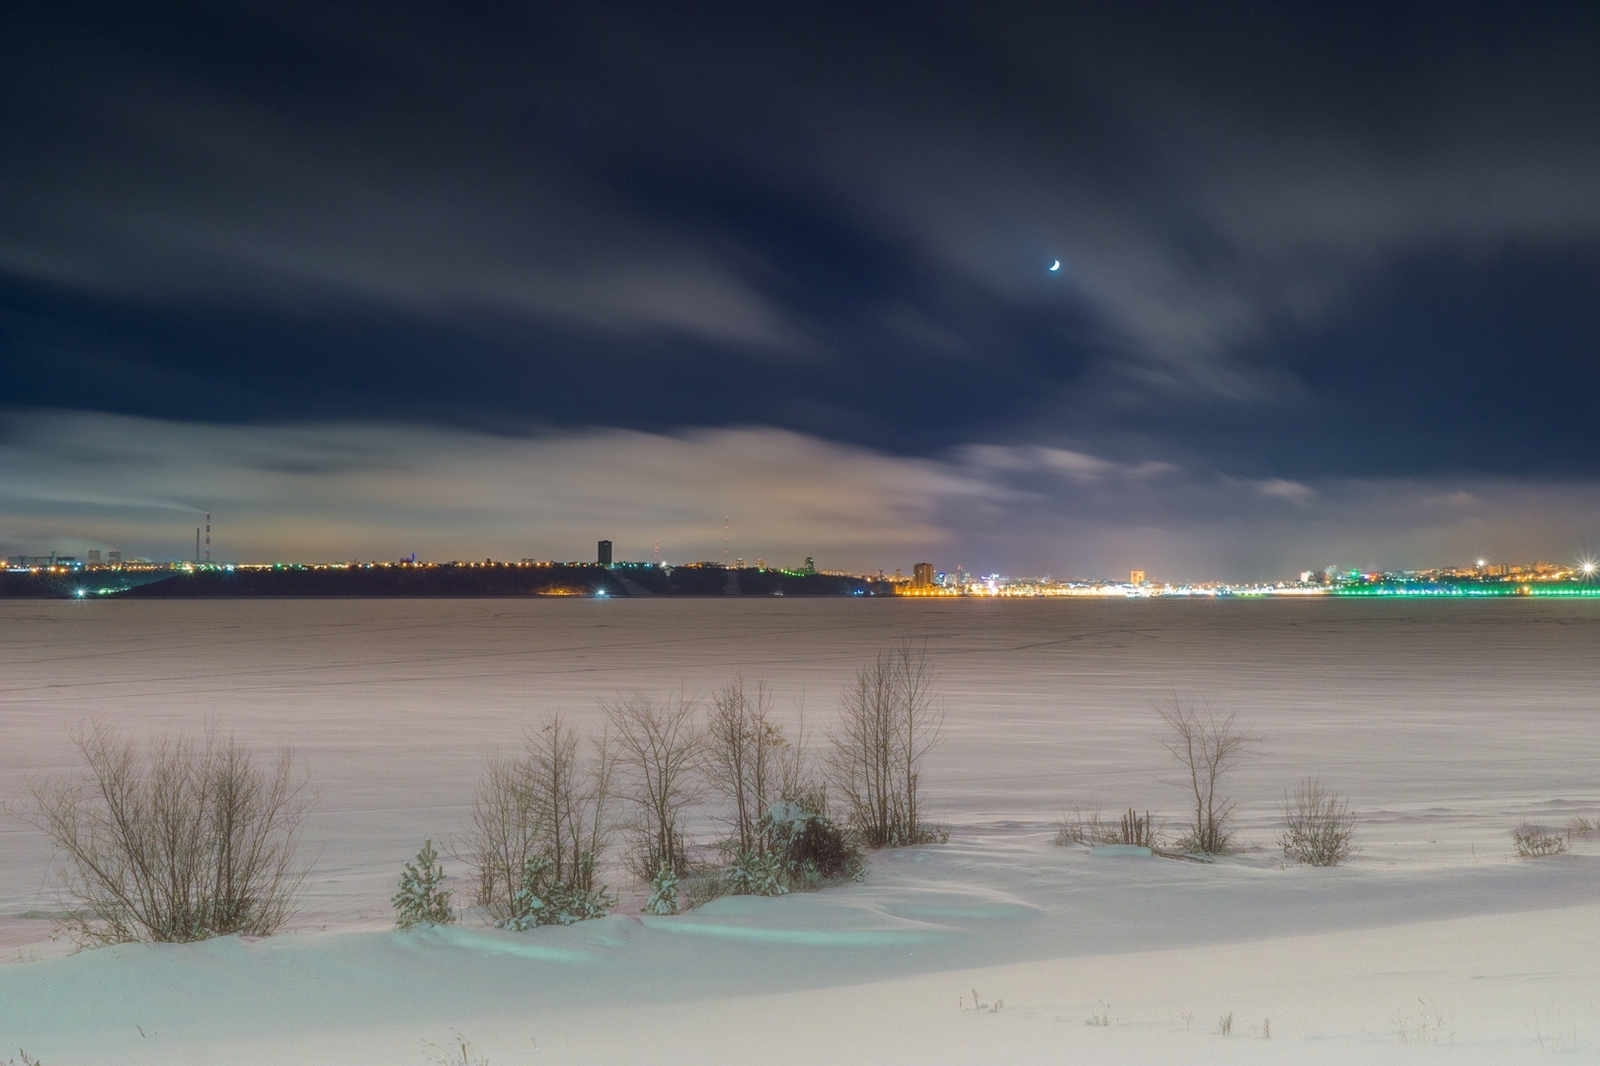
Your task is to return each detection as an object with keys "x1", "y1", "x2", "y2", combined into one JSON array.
[
  {"x1": 1583, "y1": 561, "x2": 1597, "y2": 575},
  {"x1": 1476, "y1": 559, "x2": 1486, "y2": 567}
]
